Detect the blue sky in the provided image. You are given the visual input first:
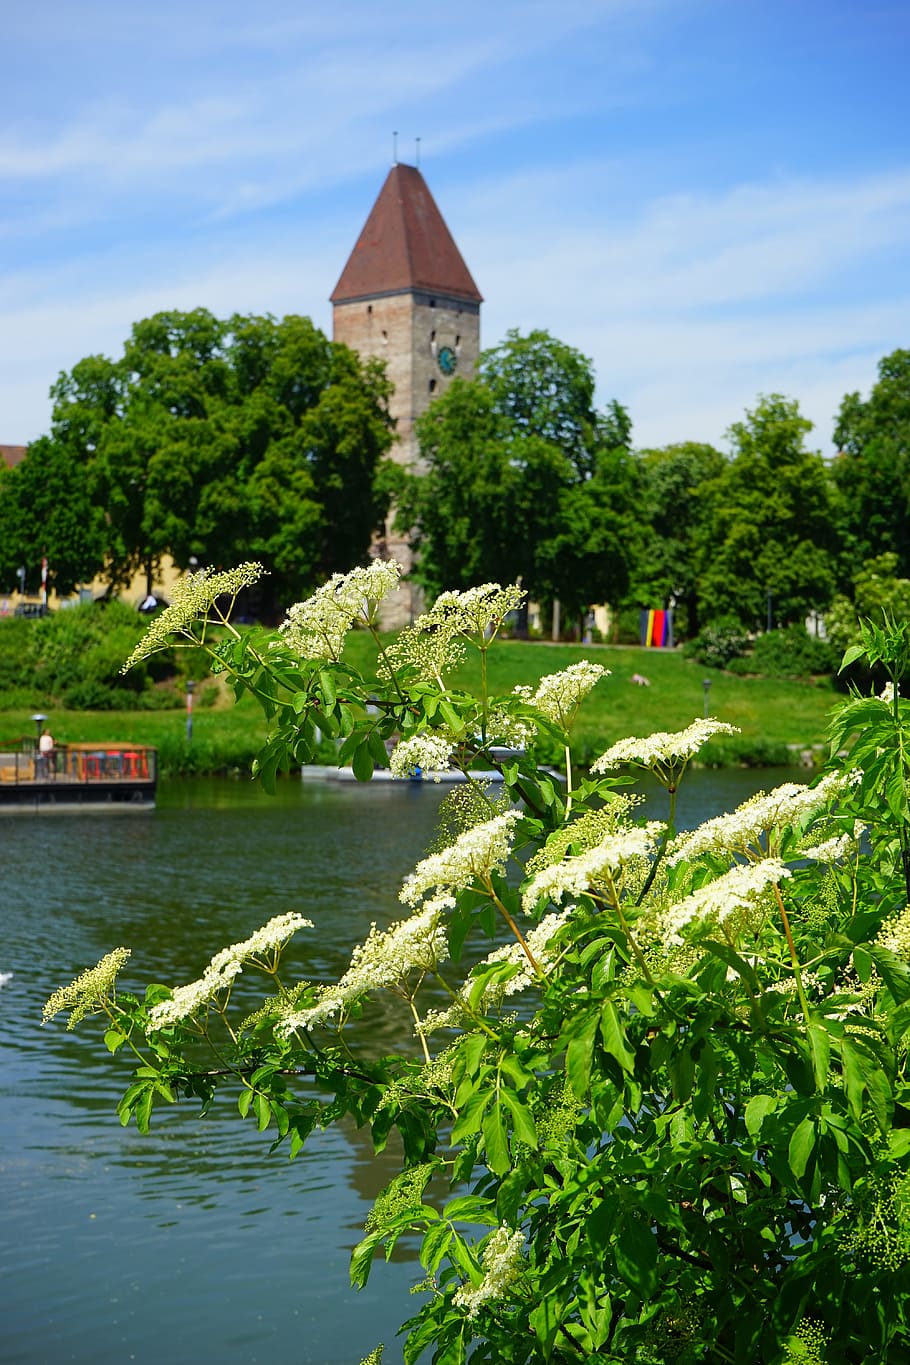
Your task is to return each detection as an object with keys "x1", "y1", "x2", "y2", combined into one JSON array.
[{"x1": 3, "y1": 0, "x2": 908, "y2": 453}]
